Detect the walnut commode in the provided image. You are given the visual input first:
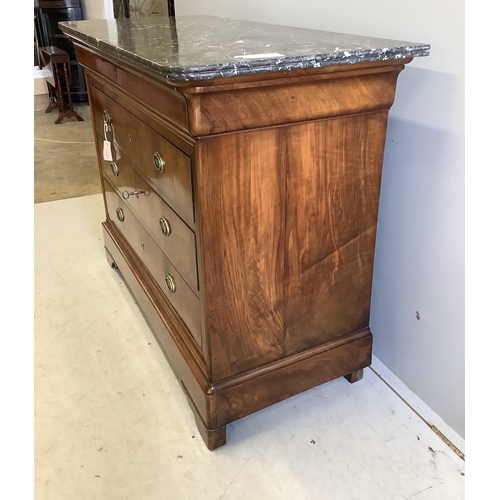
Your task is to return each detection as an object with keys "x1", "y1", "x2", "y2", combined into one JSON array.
[{"x1": 61, "y1": 16, "x2": 429, "y2": 449}]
